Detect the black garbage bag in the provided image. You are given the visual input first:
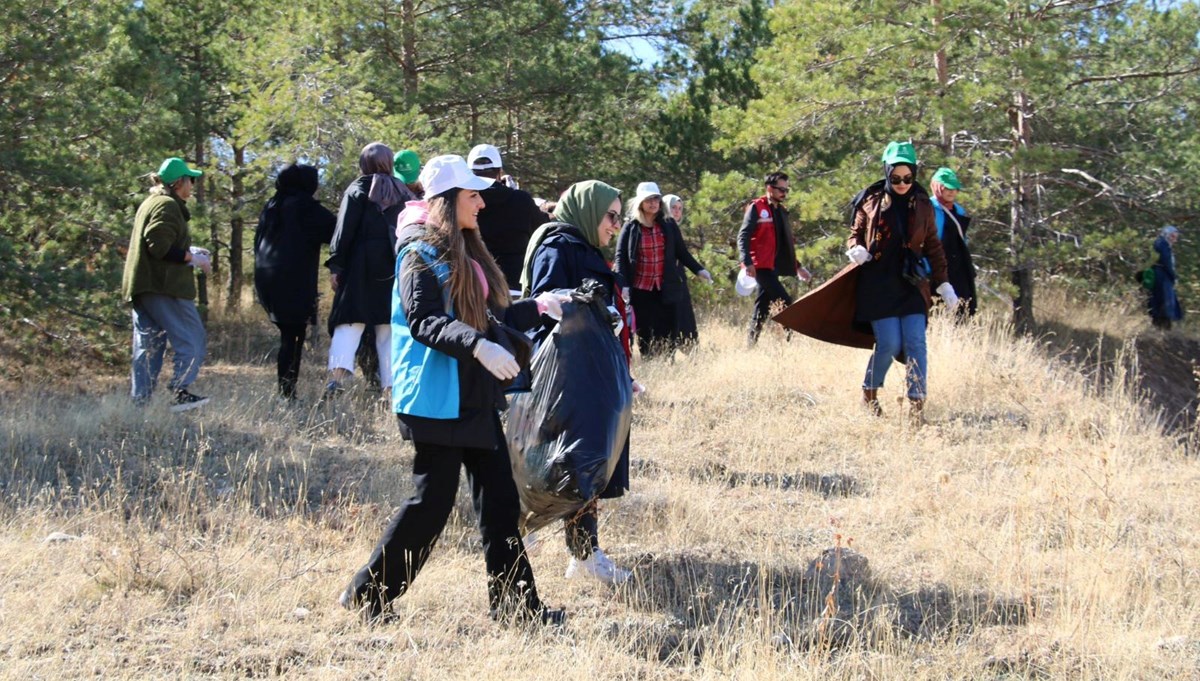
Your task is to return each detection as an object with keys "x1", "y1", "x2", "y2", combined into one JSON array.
[{"x1": 506, "y1": 279, "x2": 633, "y2": 533}]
